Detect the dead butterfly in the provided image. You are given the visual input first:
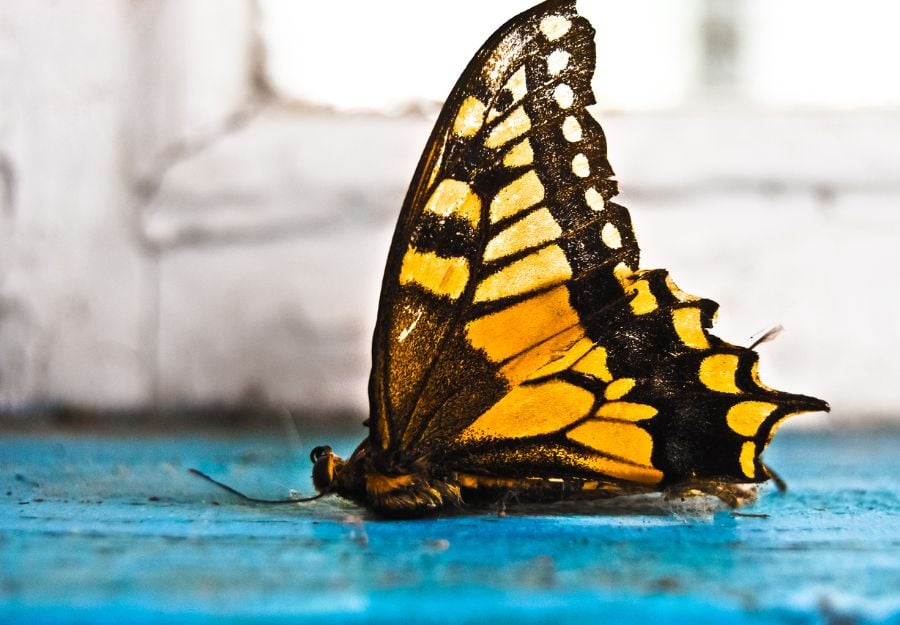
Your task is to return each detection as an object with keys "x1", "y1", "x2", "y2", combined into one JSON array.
[{"x1": 198, "y1": 0, "x2": 829, "y2": 517}]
